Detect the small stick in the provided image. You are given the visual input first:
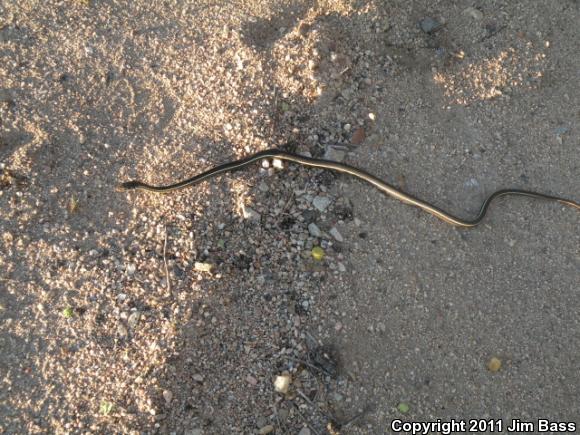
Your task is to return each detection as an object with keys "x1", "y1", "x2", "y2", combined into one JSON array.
[
  {"x1": 163, "y1": 225, "x2": 171, "y2": 293},
  {"x1": 284, "y1": 356, "x2": 328, "y2": 376},
  {"x1": 296, "y1": 389, "x2": 335, "y2": 423}
]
